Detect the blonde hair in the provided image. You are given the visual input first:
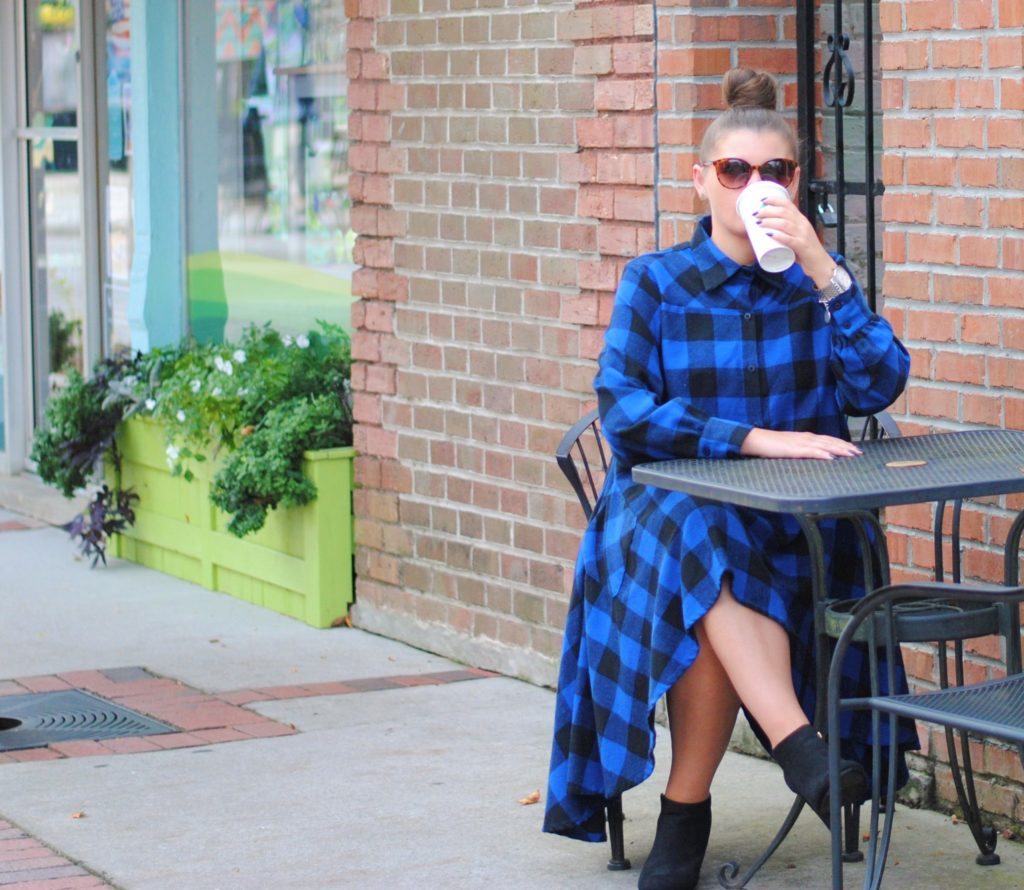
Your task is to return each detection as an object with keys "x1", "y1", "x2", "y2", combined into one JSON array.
[{"x1": 700, "y1": 68, "x2": 798, "y2": 162}]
